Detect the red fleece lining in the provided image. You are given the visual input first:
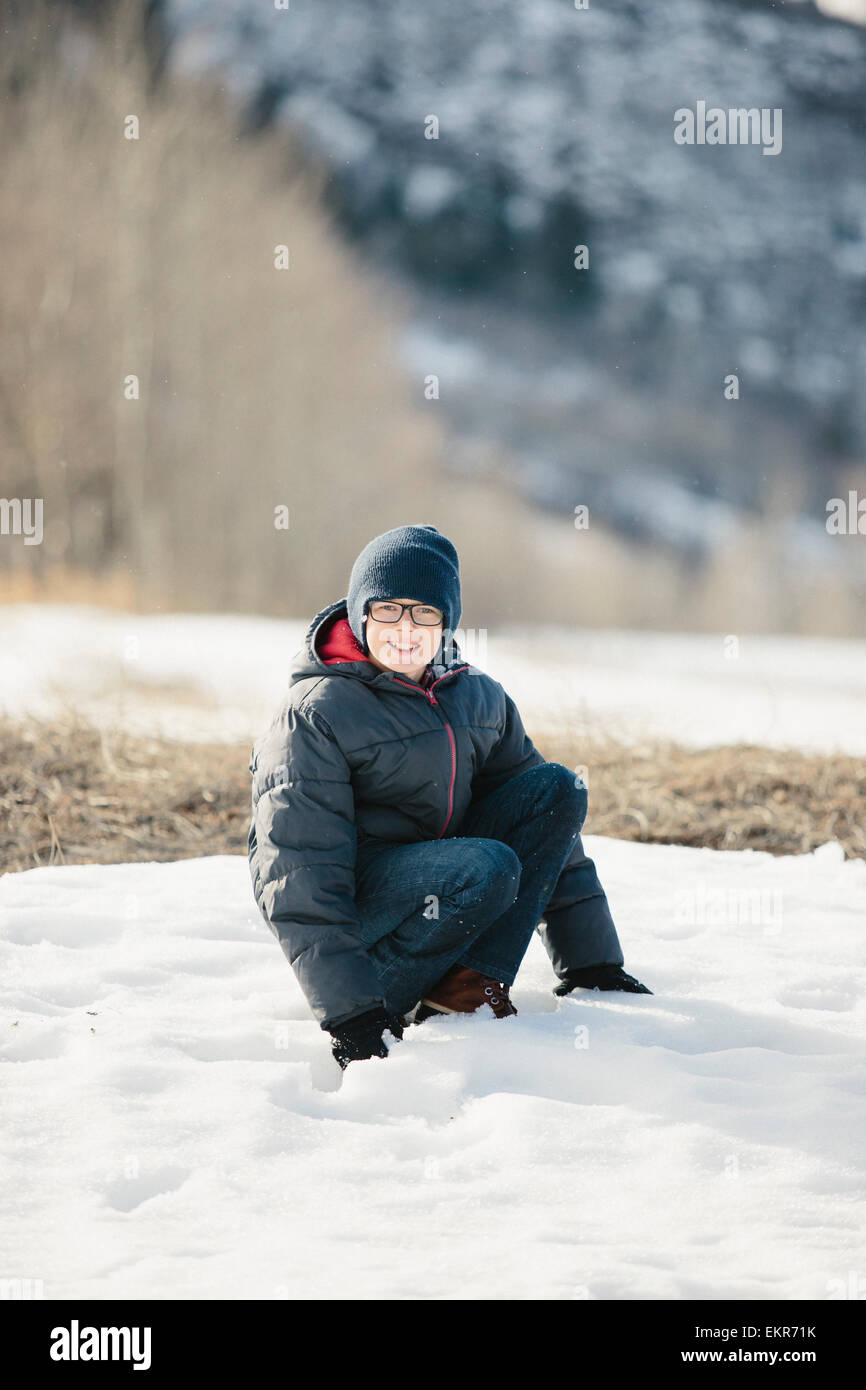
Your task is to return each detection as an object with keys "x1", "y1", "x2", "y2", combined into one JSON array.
[{"x1": 318, "y1": 615, "x2": 371, "y2": 666}]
